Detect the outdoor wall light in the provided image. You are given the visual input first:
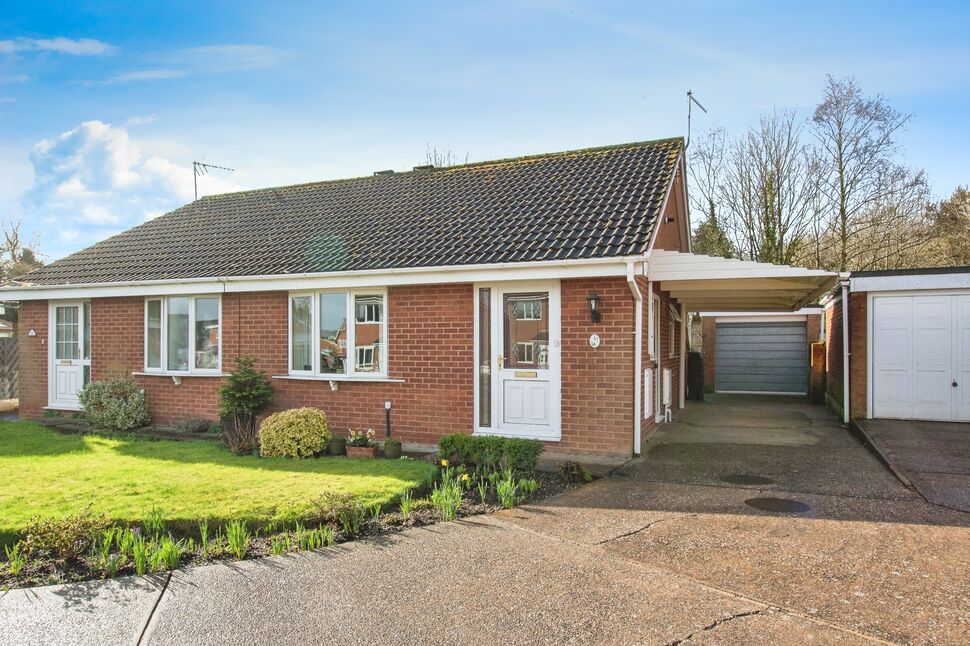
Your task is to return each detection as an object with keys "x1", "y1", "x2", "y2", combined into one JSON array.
[{"x1": 587, "y1": 293, "x2": 602, "y2": 323}]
